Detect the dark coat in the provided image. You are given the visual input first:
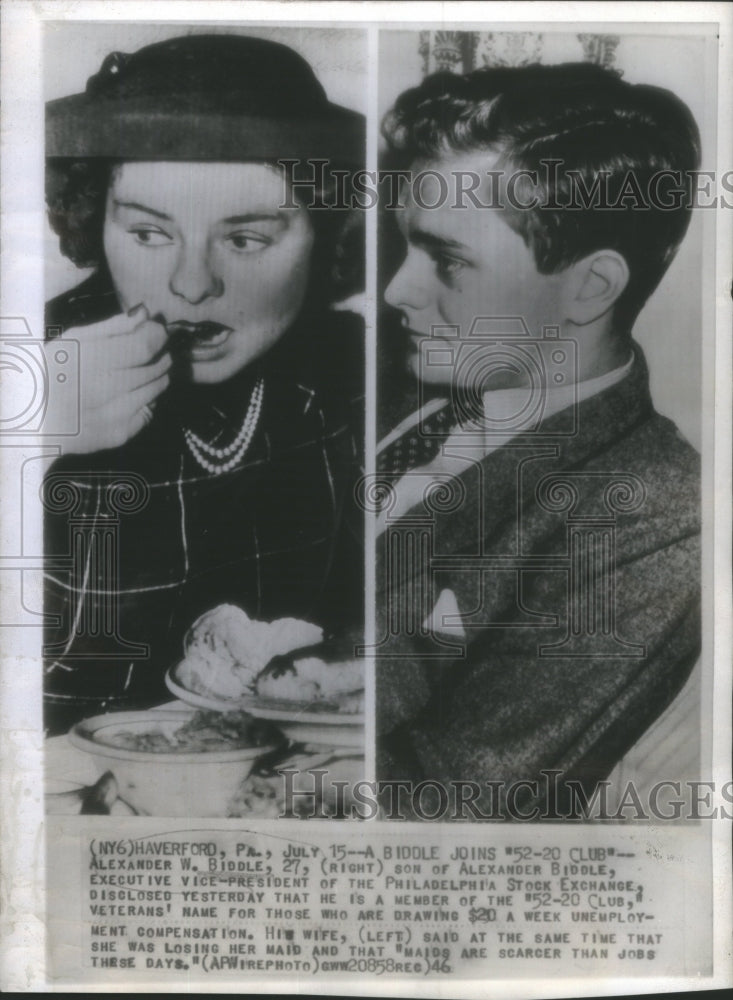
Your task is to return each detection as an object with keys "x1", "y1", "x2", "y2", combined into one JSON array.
[
  {"x1": 376, "y1": 344, "x2": 700, "y2": 818},
  {"x1": 43, "y1": 272, "x2": 364, "y2": 734}
]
